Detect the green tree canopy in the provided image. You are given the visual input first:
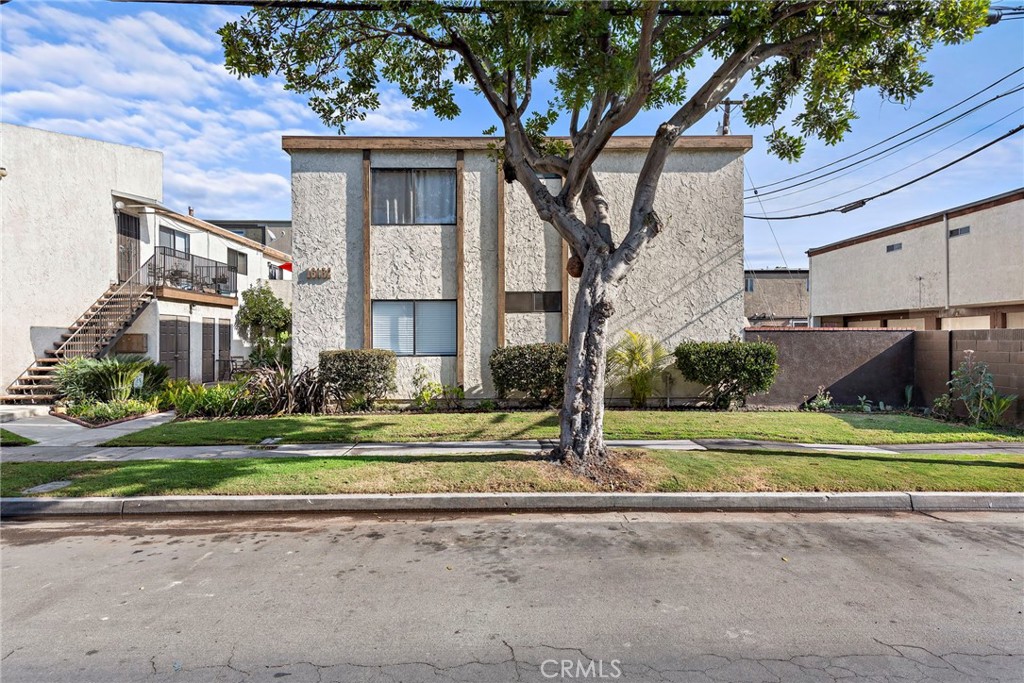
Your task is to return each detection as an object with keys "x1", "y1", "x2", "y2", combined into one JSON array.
[{"x1": 220, "y1": 1, "x2": 987, "y2": 467}]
